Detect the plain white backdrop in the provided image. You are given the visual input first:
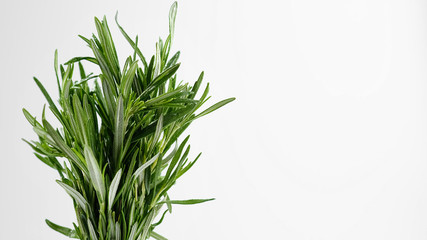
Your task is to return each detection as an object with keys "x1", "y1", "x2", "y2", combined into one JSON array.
[{"x1": 1, "y1": 0, "x2": 427, "y2": 239}]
